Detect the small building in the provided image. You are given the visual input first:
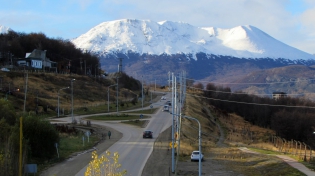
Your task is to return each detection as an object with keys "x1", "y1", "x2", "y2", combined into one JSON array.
[
  {"x1": 17, "y1": 49, "x2": 57, "y2": 71},
  {"x1": 272, "y1": 92, "x2": 287, "y2": 100}
]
